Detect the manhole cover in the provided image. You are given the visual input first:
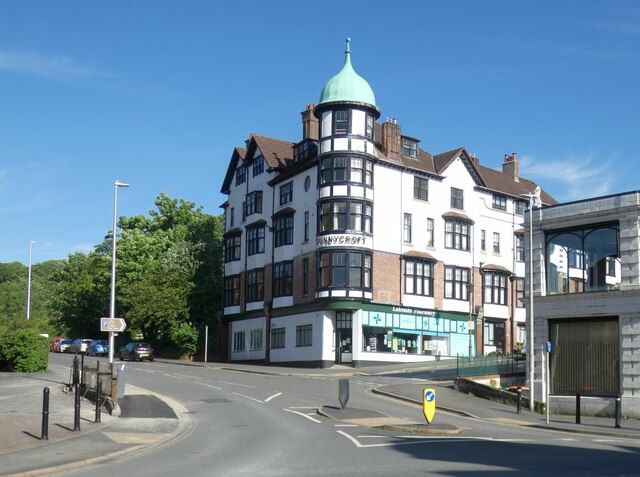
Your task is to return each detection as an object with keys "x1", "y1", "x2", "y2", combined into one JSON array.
[{"x1": 201, "y1": 398, "x2": 231, "y2": 404}]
